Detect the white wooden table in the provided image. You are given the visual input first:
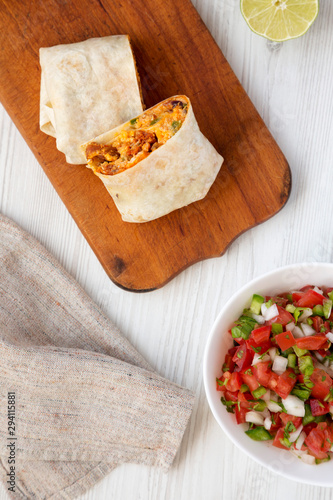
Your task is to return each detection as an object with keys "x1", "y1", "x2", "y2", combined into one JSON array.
[{"x1": 1, "y1": 1, "x2": 333, "y2": 499}]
